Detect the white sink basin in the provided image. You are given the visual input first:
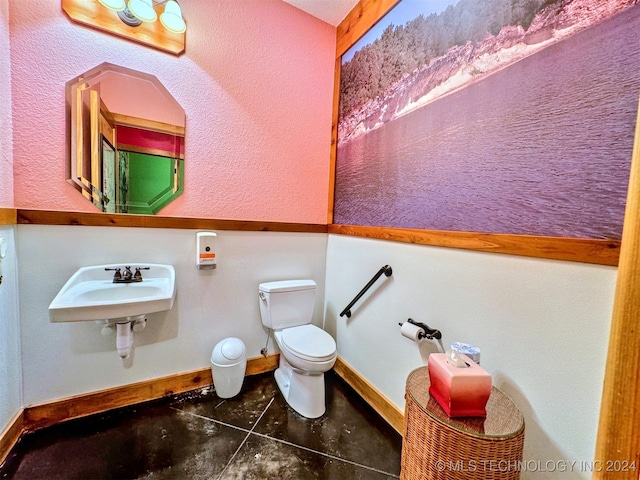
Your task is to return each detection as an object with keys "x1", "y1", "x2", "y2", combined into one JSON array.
[{"x1": 49, "y1": 263, "x2": 176, "y2": 322}]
